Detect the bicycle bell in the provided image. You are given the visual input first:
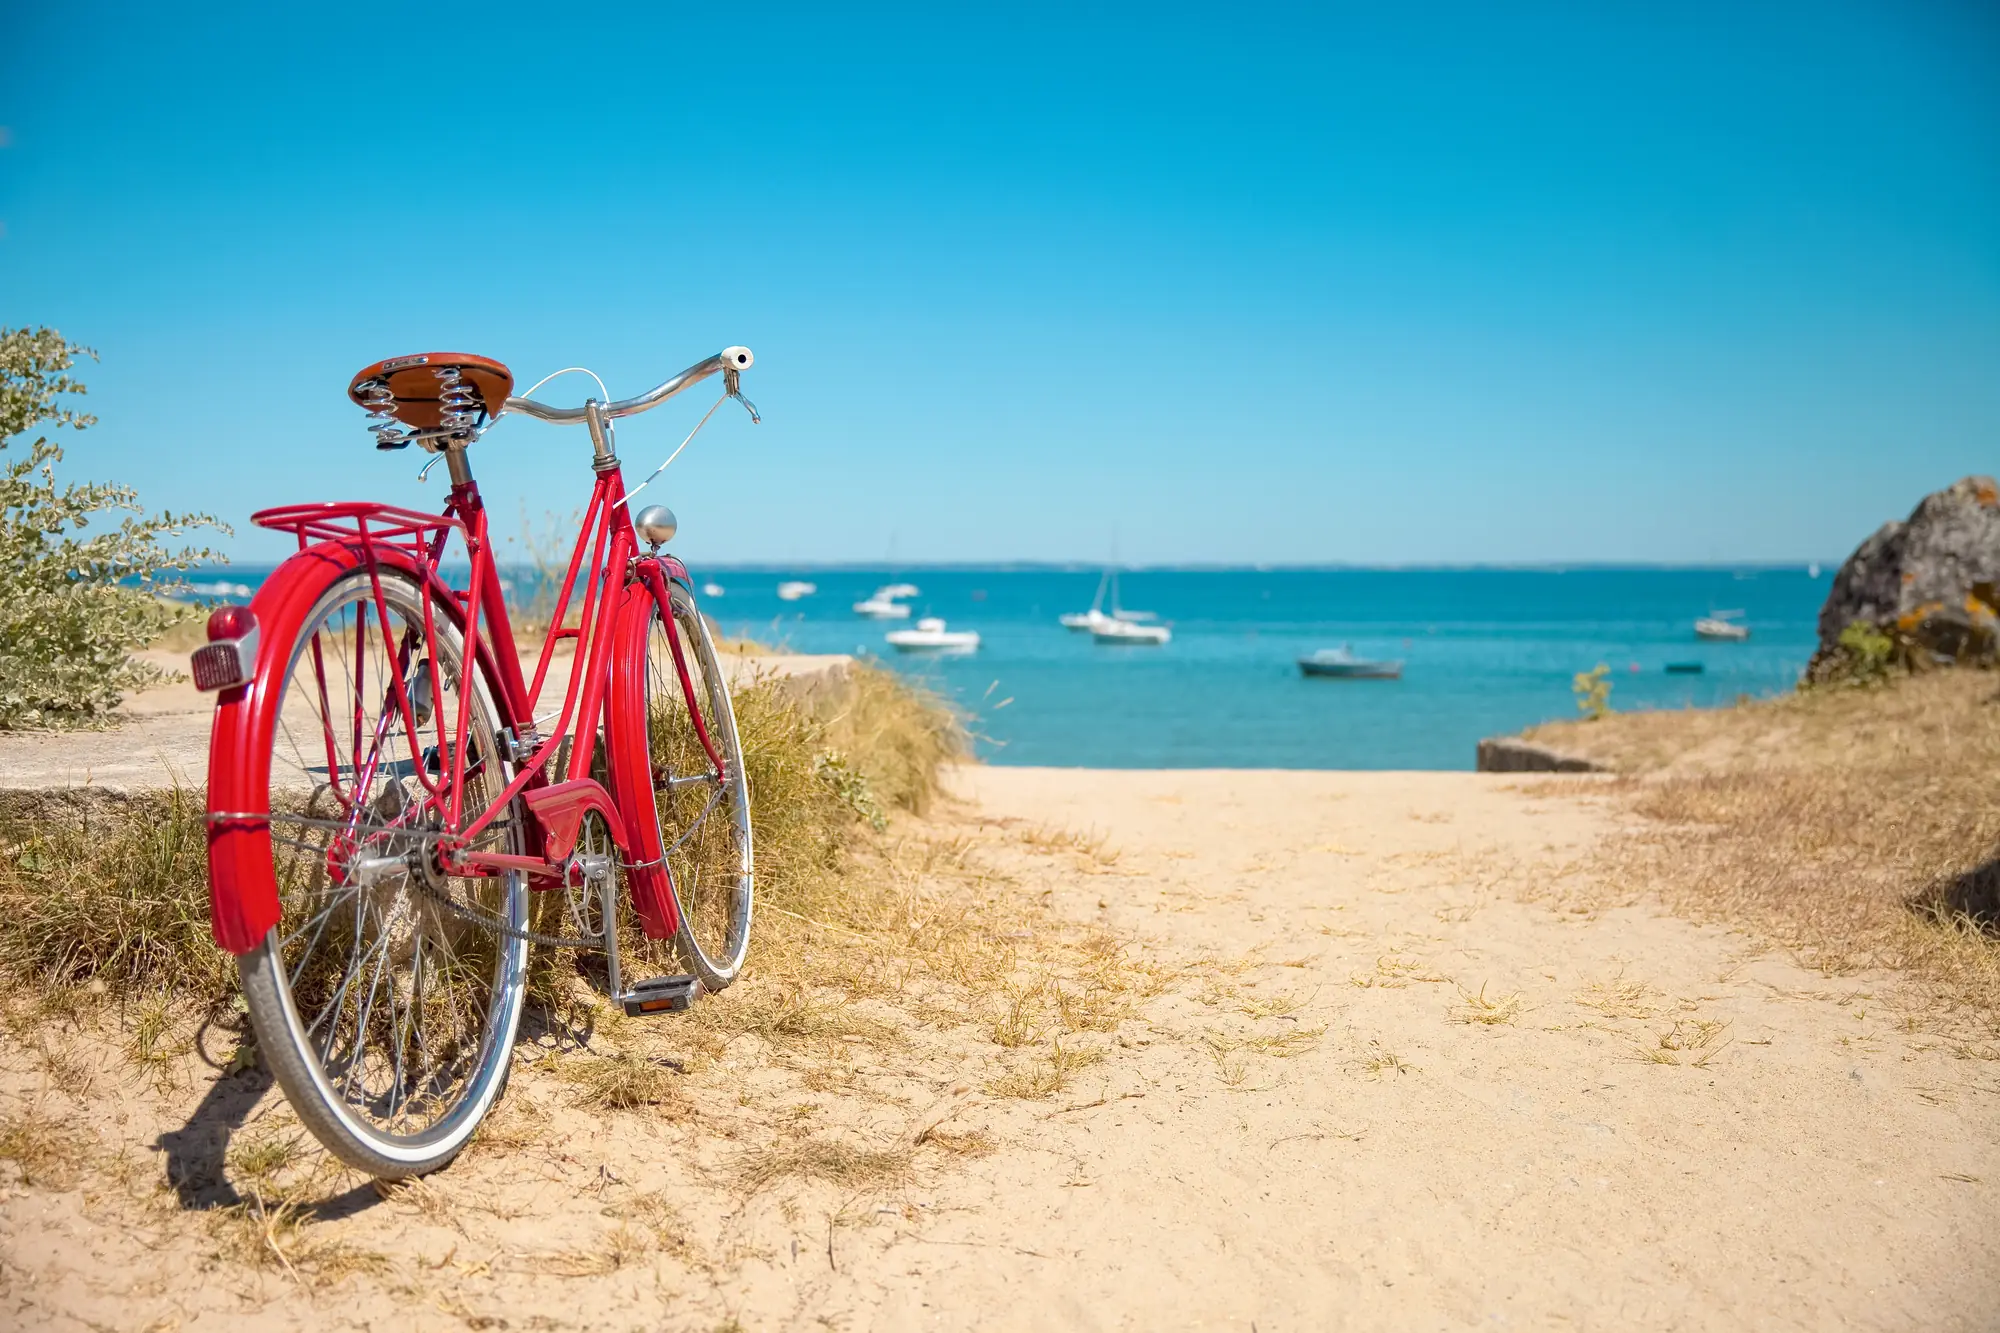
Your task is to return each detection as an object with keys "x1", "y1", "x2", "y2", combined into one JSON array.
[{"x1": 636, "y1": 504, "x2": 678, "y2": 549}]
